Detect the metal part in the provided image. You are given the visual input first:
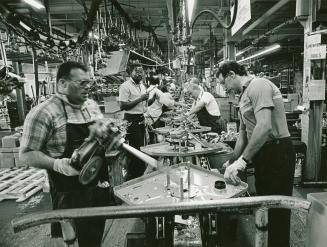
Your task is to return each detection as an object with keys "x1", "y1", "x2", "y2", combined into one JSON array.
[
  {"x1": 12, "y1": 196, "x2": 311, "y2": 236},
  {"x1": 78, "y1": 156, "x2": 103, "y2": 185},
  {"x1": 255, "y1": 207, "x2": 269, "y2": 247},
  {"x1": 121, "y1": 143, "x2": 158, "y2": 169}
]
